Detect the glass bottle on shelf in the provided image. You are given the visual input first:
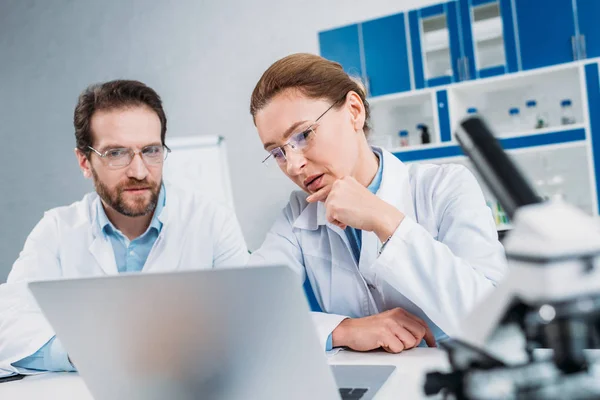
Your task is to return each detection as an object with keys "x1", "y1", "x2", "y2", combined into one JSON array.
[
  {"x1": 560, "y1": 99, "x2": 576, "y2": 125},
  {"x1": 398, "y1": 130, "x2": 409, "y2": 147},
  {"x1": 509, "y1": 107, "x2": 521, "y2": 132},
  {"x1": 525, "y1": 100, "x2": 548, "y2": 130}
]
